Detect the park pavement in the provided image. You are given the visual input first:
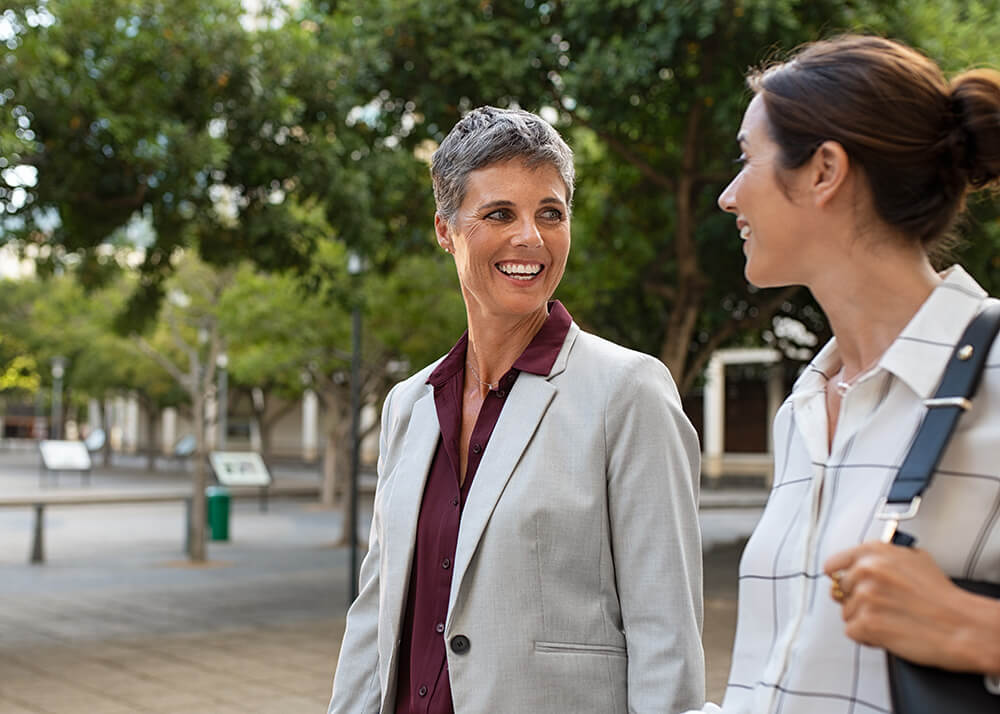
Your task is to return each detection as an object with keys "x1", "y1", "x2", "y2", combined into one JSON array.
[{"x1": 0, "y1": 446, "x2": 761, "y2": 713}]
